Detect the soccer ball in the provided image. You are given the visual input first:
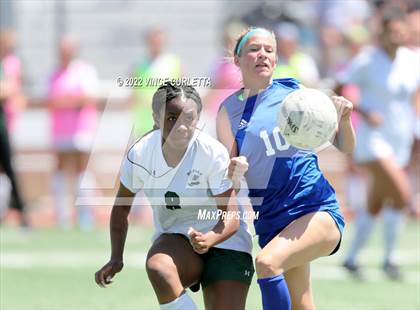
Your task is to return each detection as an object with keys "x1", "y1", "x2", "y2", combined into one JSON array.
[{"x1": 277, "y1": 88, "x2": 338, "y2": 150}]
